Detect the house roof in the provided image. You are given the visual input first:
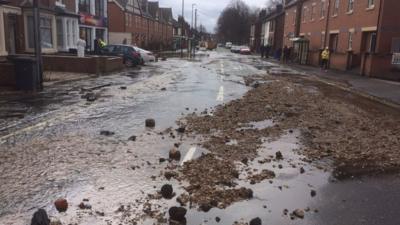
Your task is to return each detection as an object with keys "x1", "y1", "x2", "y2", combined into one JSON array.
[
  {"x1": 148, "y1": 1, "x2": 159, "y2": 18},
  {"x1": 159, "y1": 7, "x2": 173, "y2": 23}
]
